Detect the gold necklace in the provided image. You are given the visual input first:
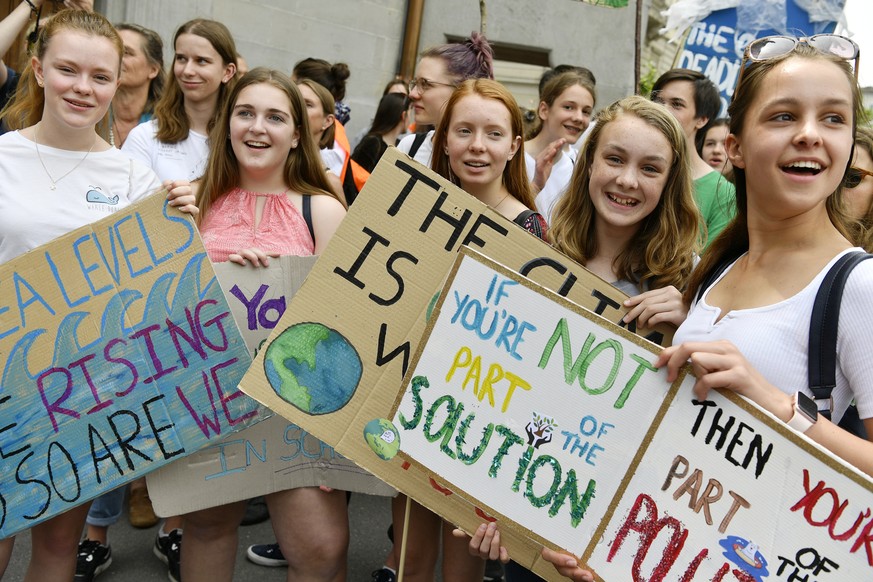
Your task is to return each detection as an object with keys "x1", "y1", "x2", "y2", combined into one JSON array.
[
  {"x1": 34, "y1": 124, "x2": 97, "y2": 190},
  {"x1": 492, "y1": 191, "x2": 510, "y2": 210}
]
